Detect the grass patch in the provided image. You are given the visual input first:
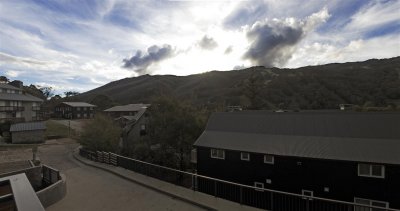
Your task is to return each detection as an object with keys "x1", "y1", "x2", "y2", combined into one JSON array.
[{"x1": 45, "y1": 120, "x2": 78, "y2": 139}]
